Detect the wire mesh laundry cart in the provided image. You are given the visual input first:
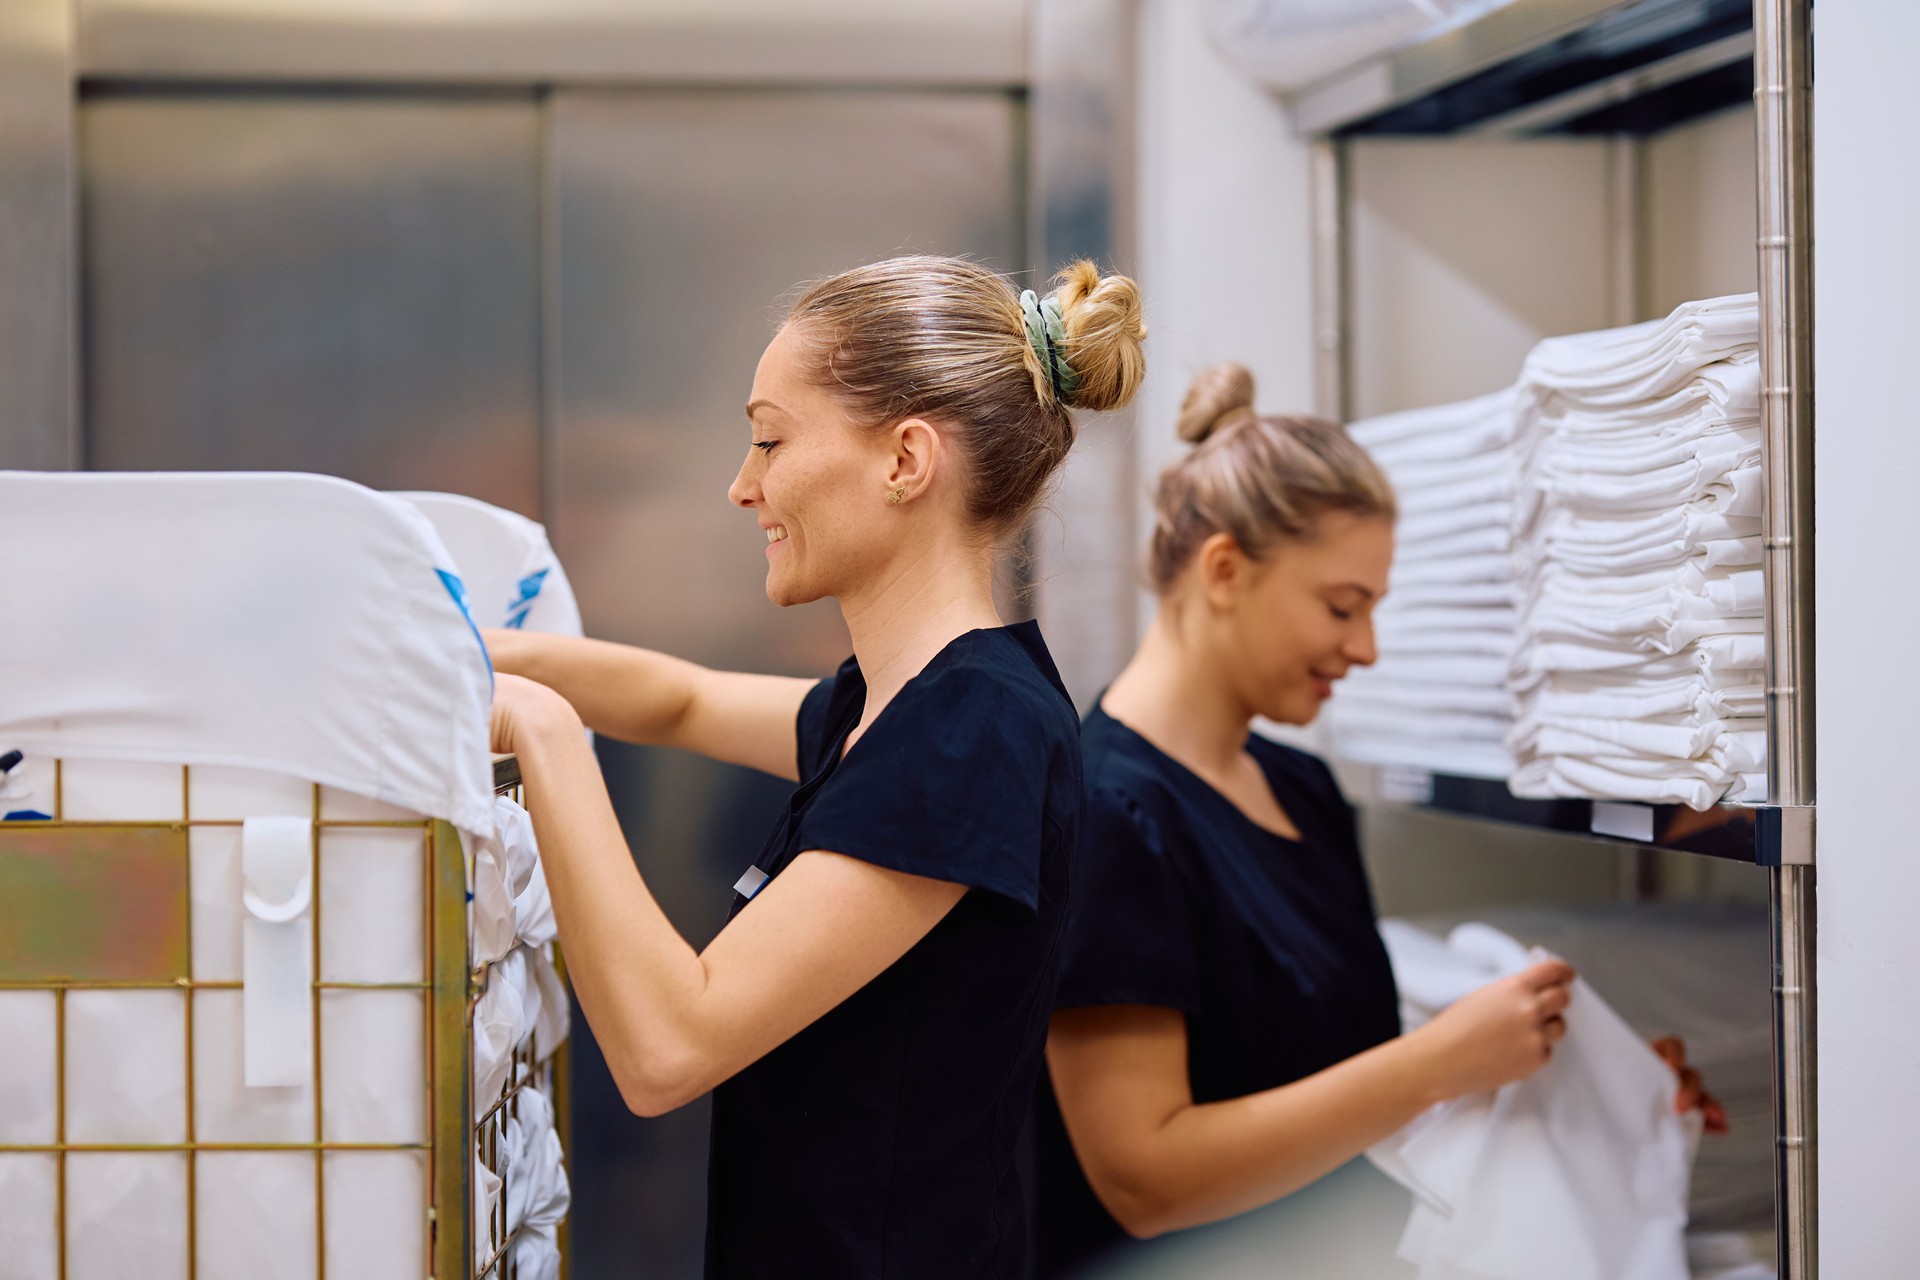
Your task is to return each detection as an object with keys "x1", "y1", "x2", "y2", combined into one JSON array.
[{"x1": 0, "y1": 755, "x2": 571, "y2": 1280}]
